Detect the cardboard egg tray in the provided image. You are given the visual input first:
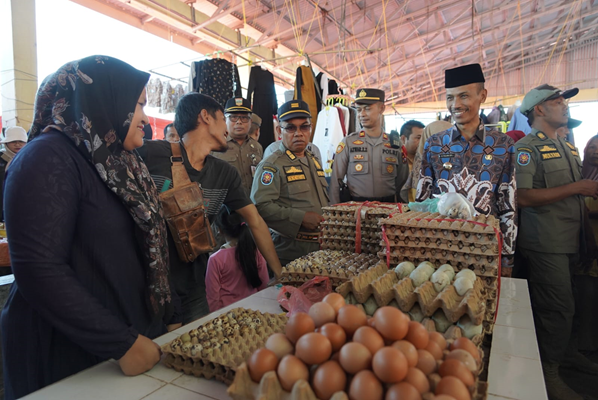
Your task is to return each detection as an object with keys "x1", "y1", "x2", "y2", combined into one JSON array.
[
  {"x1": 379, "y1": 211, "x2": 501, "y2": 277},
  {"x1": 228, "y1": 357, "x2": 488, "y2": 400},
  {"x1": 162, "y1": 308, "x2": 287, "y2": 384},
  {"x1": 320, "y1": 202, "x2": 408, "y2": 254},
  {"x1": 337, "y1": 268, "x2": 486, "y2": 325},
  {"x1": 279, "y1": 250, "x2": 380, "y2": 287}
]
